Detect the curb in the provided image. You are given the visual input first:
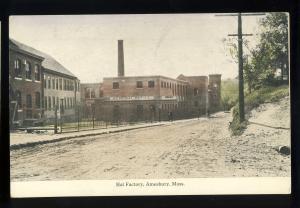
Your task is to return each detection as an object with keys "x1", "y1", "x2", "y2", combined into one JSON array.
[{"x1": 10, "y1": 123, "x2": 166, "y2": 151}]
